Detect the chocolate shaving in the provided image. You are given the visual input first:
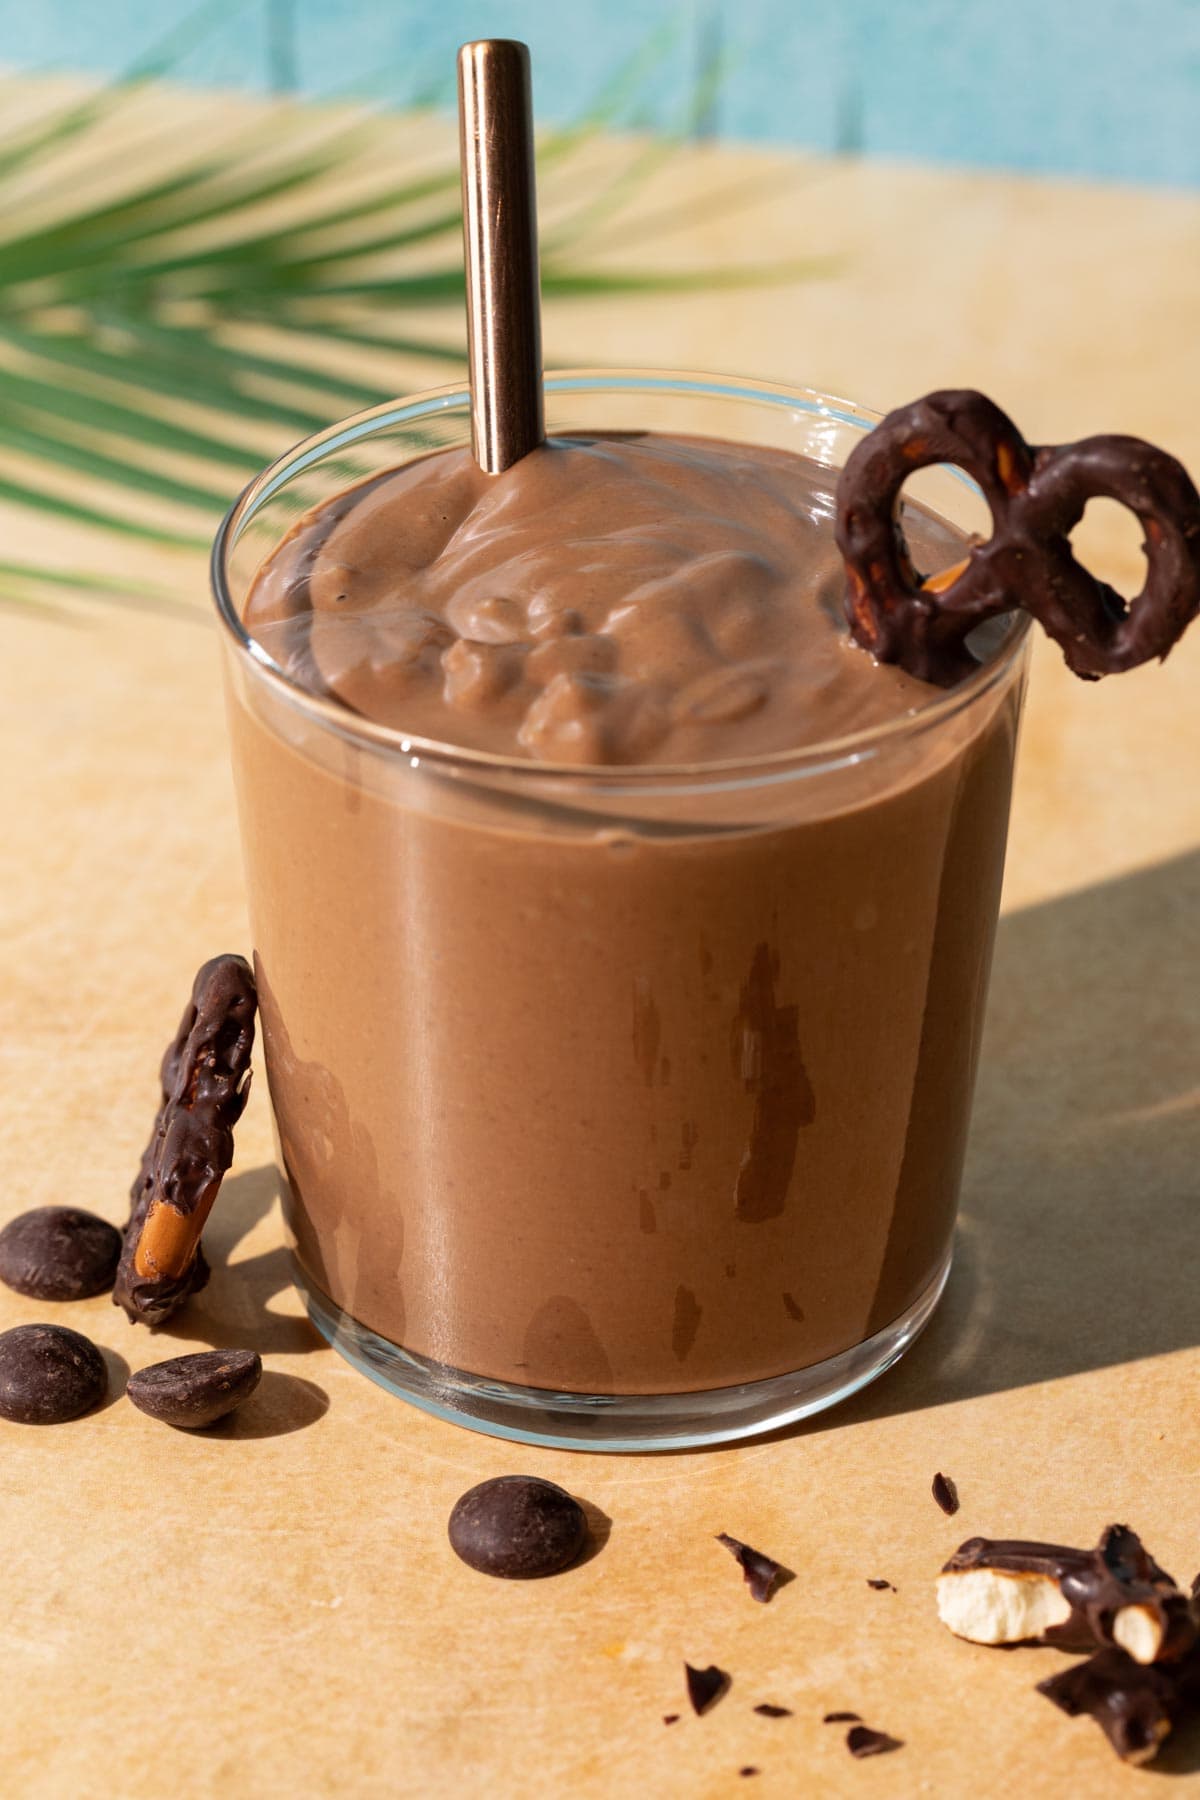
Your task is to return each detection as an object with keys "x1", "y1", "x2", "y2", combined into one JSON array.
[
  {"x1": 846, "y1": 1725, "x2": 903, "y2": 1758},
  {"x1": 685, "y1": 1662, "x2": 729, "y2": 1716},
  {"x1": 1037, "y1": 1644, "x2": 1200, "y2": 1766},
  {"x1": 753, "y1": 1704, "x2": 792, "y2": 1719},
  {"x1": 114, "y1": 955, "x2": 257, "y2": 1325},
  {"x1": 662, "y1": 1714, "x2": 679, "y2": 1726},
  {"x1": 716, "y1": 1532, "x2": 787, "y2": 1603},
  {"x1": 823, "y1": 1711, "x2": 861, "y2": 1724},
  {"x1": 738, "y1": 1769, "x2": 759, "y2": 1778},
  {"x1": 867, "y1": 1578, "x2": 895, "y2": 1591},
  {"x1": 932, "y1": 1472, "x2": 959, "y2": 1516},
  {"x1": 835, "y1": 388, "x2": 1200, "y2": 685}
]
